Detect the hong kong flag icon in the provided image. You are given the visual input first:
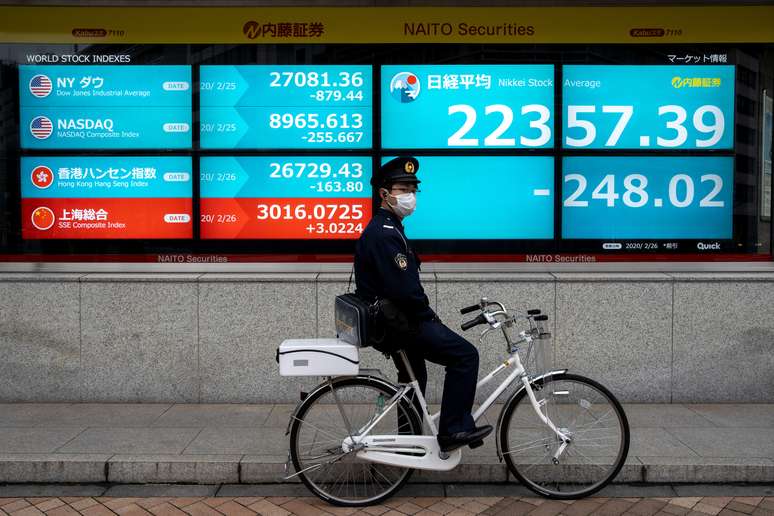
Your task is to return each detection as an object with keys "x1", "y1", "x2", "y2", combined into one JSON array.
[
  {"x1": 31, "y1": 165, "x2": 53, "y2": 189},
  {"x1": 31, "y1": 206, "x2": 55, "y2": 230}
]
